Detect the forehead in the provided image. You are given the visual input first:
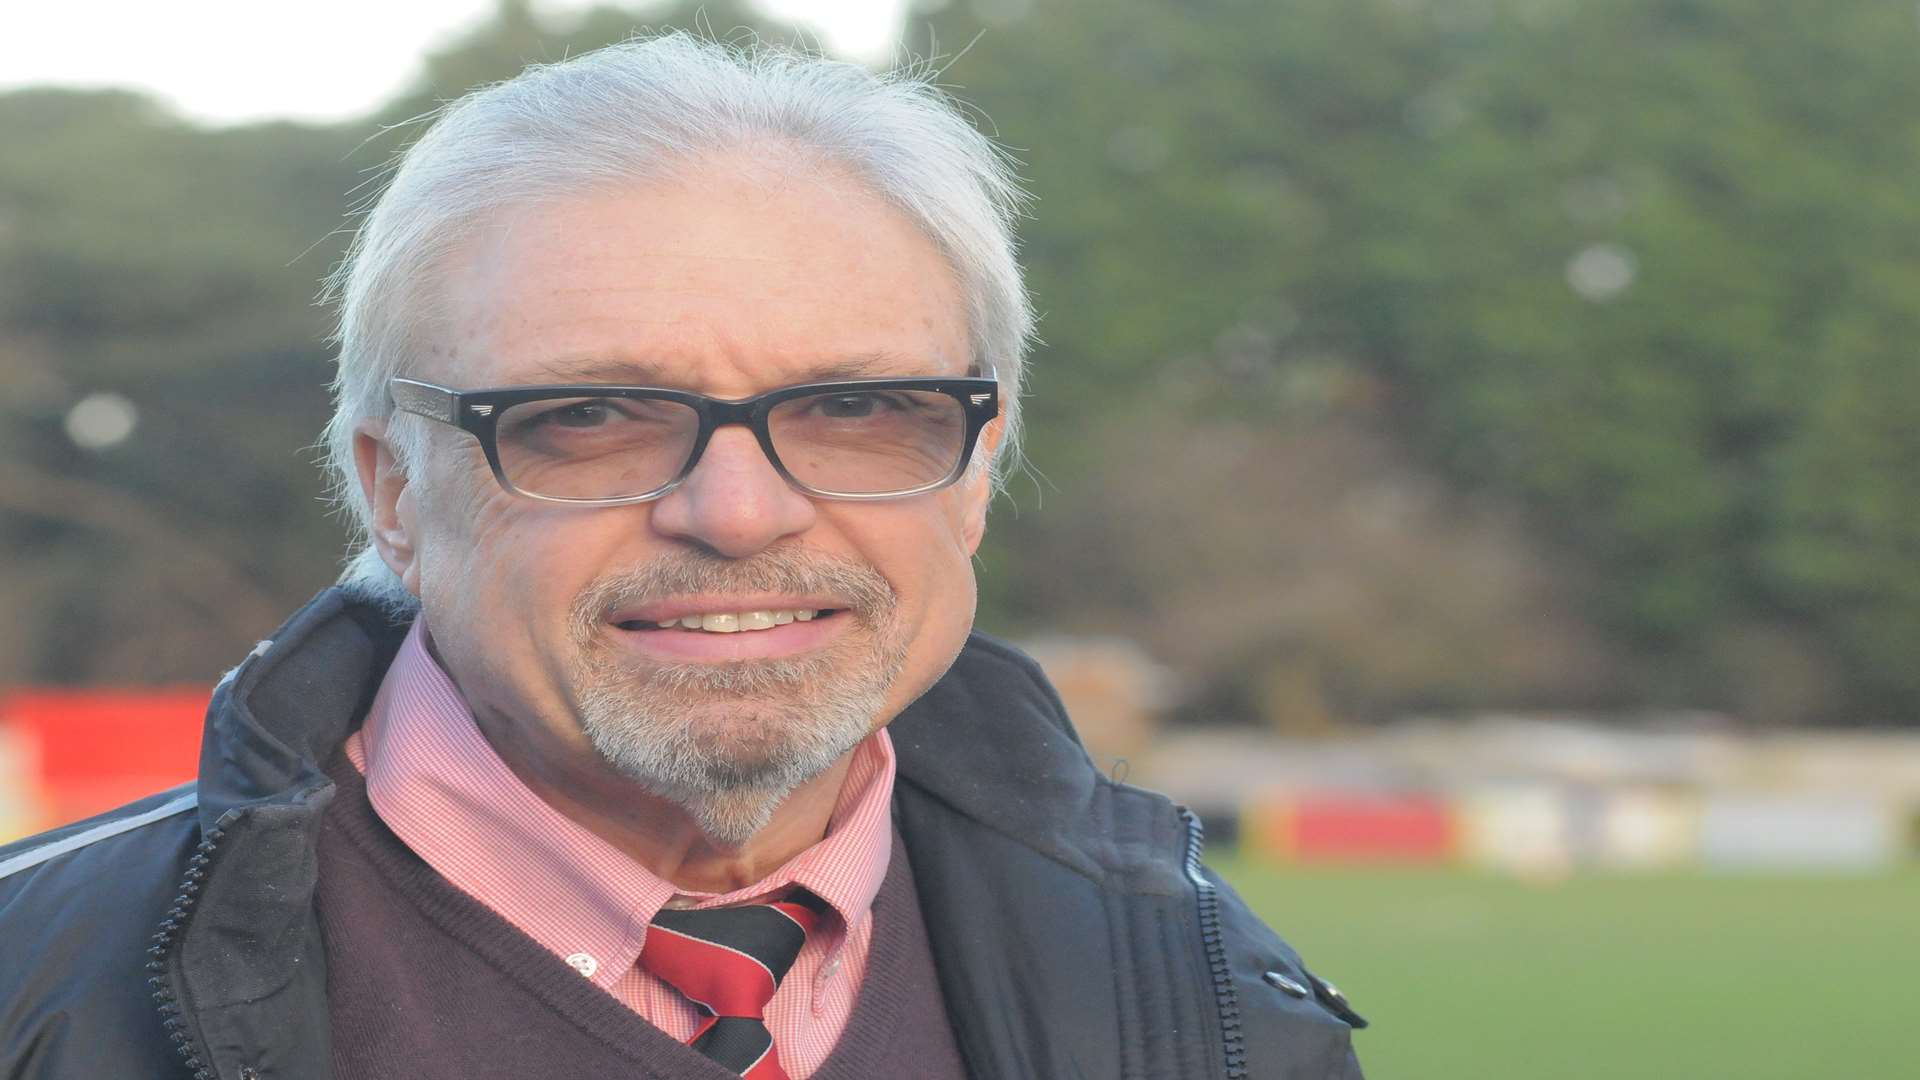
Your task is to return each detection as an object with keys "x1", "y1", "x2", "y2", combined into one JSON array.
[{"x1": 426, "y1": 157, "x2": 971, "y2": 392}]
